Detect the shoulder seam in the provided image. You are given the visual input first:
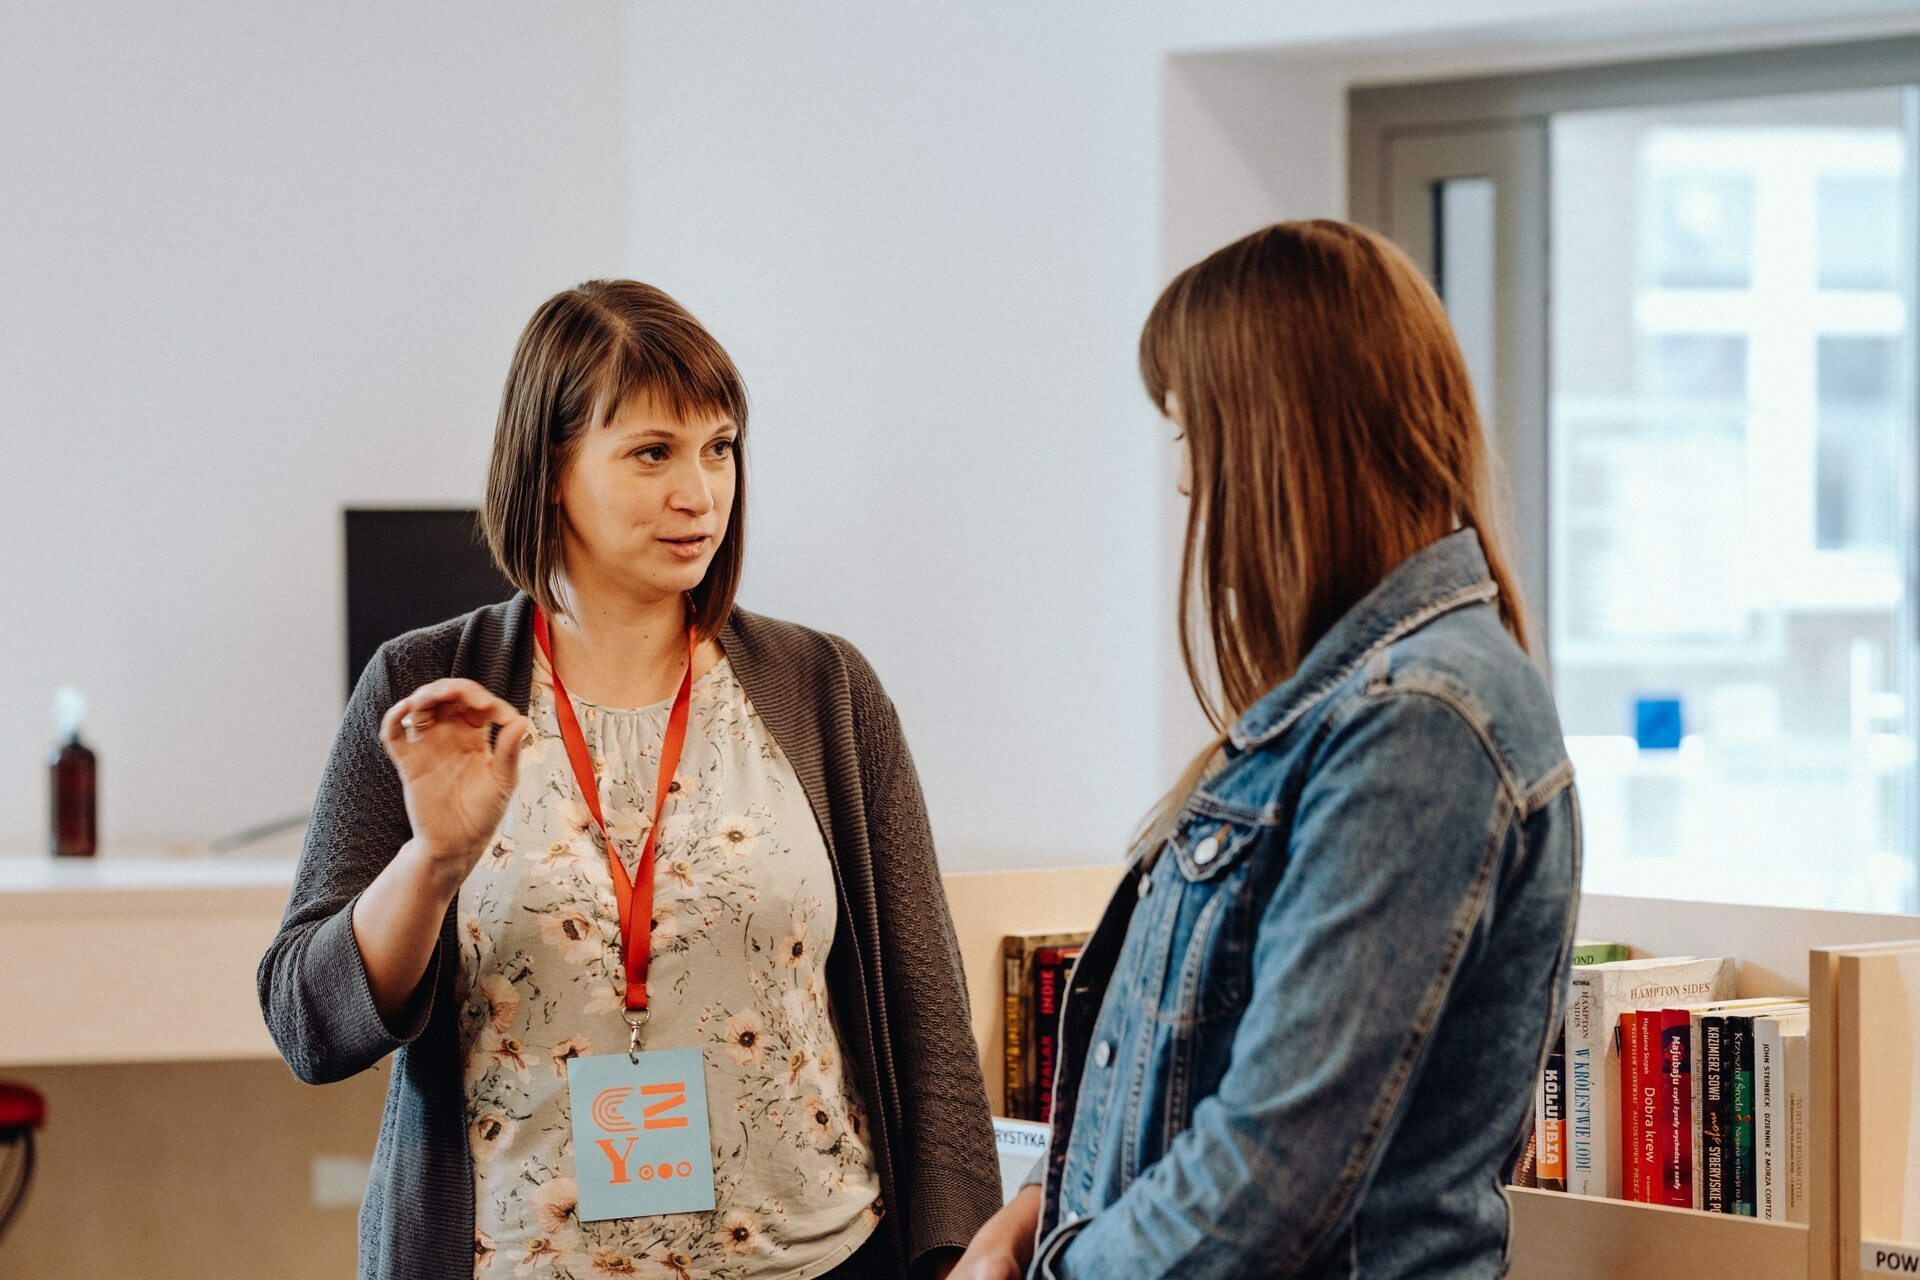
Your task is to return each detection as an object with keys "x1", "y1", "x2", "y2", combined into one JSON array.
[
  {"x1": 1355, "y1": 682, "x2": 1526, "y2": 810},
  {"x1": 1524, "y1": 759, "x2": 1576, "y2": 814}
]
